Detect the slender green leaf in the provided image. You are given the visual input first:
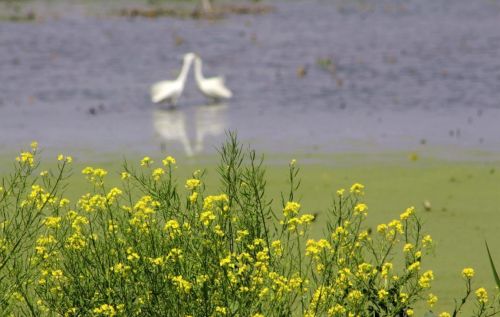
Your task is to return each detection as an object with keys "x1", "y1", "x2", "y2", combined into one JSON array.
[{"x1": 485, "y1": 241, "x2": 500, "y2": 289}]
